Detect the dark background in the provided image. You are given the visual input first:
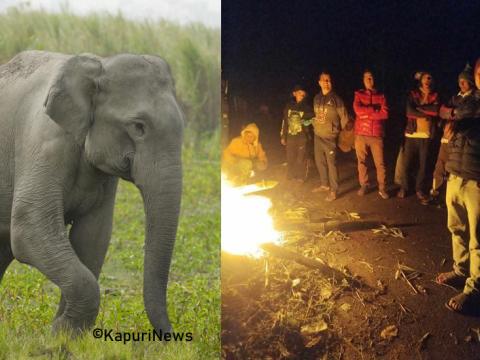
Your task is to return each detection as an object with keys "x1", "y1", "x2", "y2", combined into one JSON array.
[{"x1": 222, "y1": 0, "x2": 479, "y2": 148}]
